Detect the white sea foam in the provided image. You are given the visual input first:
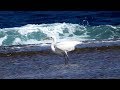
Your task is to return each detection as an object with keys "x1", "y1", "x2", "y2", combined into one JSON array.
[
  {"x1": 0, "y1": 36, "x2": 7, "y2": 46},
  {"x1": 0, "y1": 23, "x2": 120, "y2": 46}
]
